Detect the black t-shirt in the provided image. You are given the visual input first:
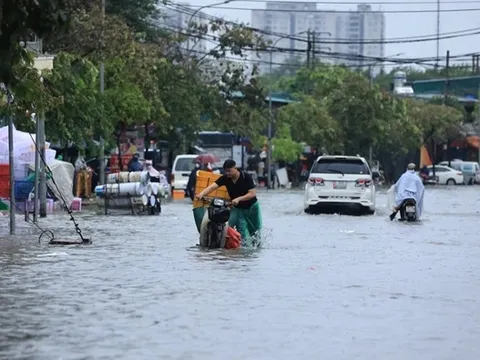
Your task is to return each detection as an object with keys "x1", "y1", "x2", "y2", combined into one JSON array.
[{"x1": 215, "y1": 171, "x2": 258, "y2": 209}]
